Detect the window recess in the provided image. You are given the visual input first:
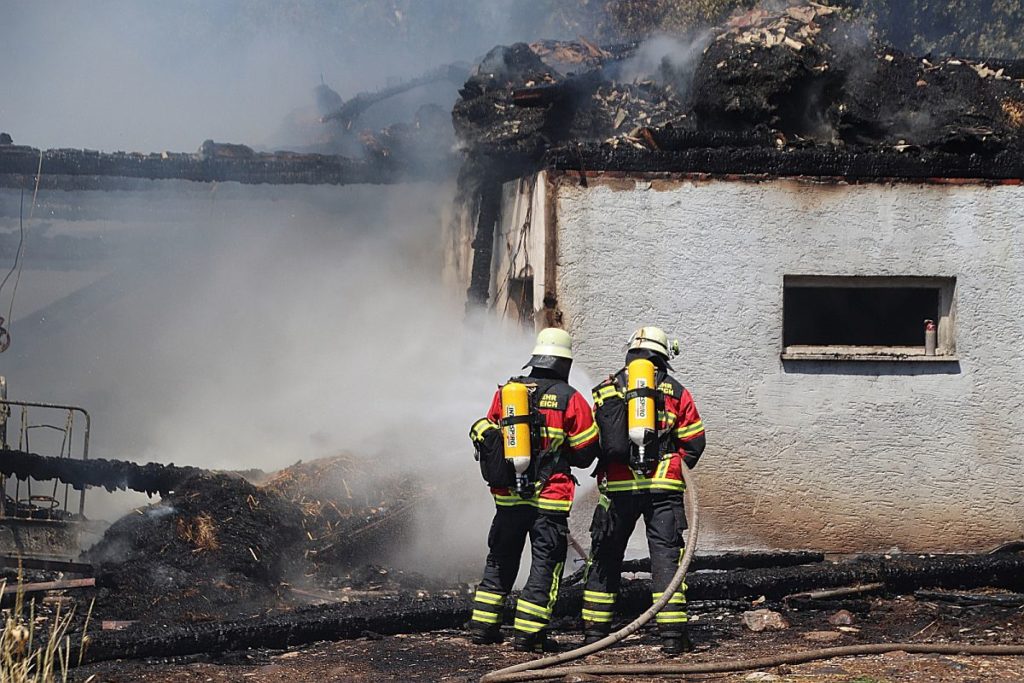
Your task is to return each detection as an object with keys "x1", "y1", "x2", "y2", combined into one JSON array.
[{"x1": 782, "y1": 275, "x2": 957, "y2": 361}]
